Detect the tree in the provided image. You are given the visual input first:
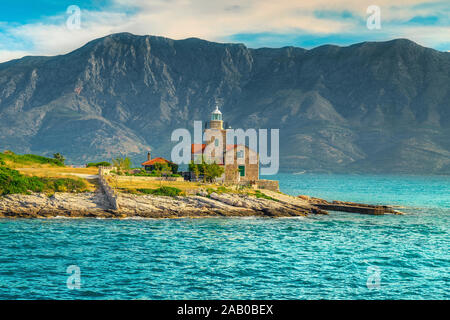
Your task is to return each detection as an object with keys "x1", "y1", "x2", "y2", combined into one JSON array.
[
  {"x1": 53, "y1": 153, "x2": 65, "y2": 165},
  {"x1": 168, "y1": 162, "x2": 179, "y2": 174},
  {"x1": 86, "y1": 161, "x2": 111, "y2": 167},
  {"x1": 200, "y1": 161, "x2": 208, "y2": 182},
  {"x1": 154, "y1": 163, "x2": 172, "y2": 177},
  {"x1": 189, "y1": 157, "x2": 224, "y2": 183},
  {"x1": 189, "y1": 161, "x2": 200, "y2": 181},
  {"x1": 112, "y1": 157, "x2": 131, "y2": 174},
  {"x1": 161, "y1": 165, "x2": 172, "y2": 177},
  {"x1": 204, "y1": 162, "x2": 224, "y2": 182}
]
